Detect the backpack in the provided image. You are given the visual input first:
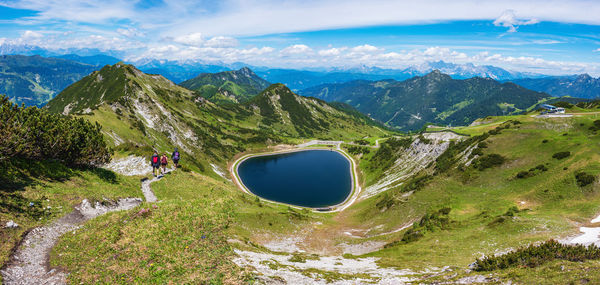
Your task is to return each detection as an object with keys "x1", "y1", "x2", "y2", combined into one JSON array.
[
  {"x1": 161, "y1": 156, "x2": 167, "y2": 164},
  {"x1": 173, "y1": 151, "x2": 180, "y2": 160},
  {"x1": 152, "y1": 156, "x2": 159, "y2": 164}
]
